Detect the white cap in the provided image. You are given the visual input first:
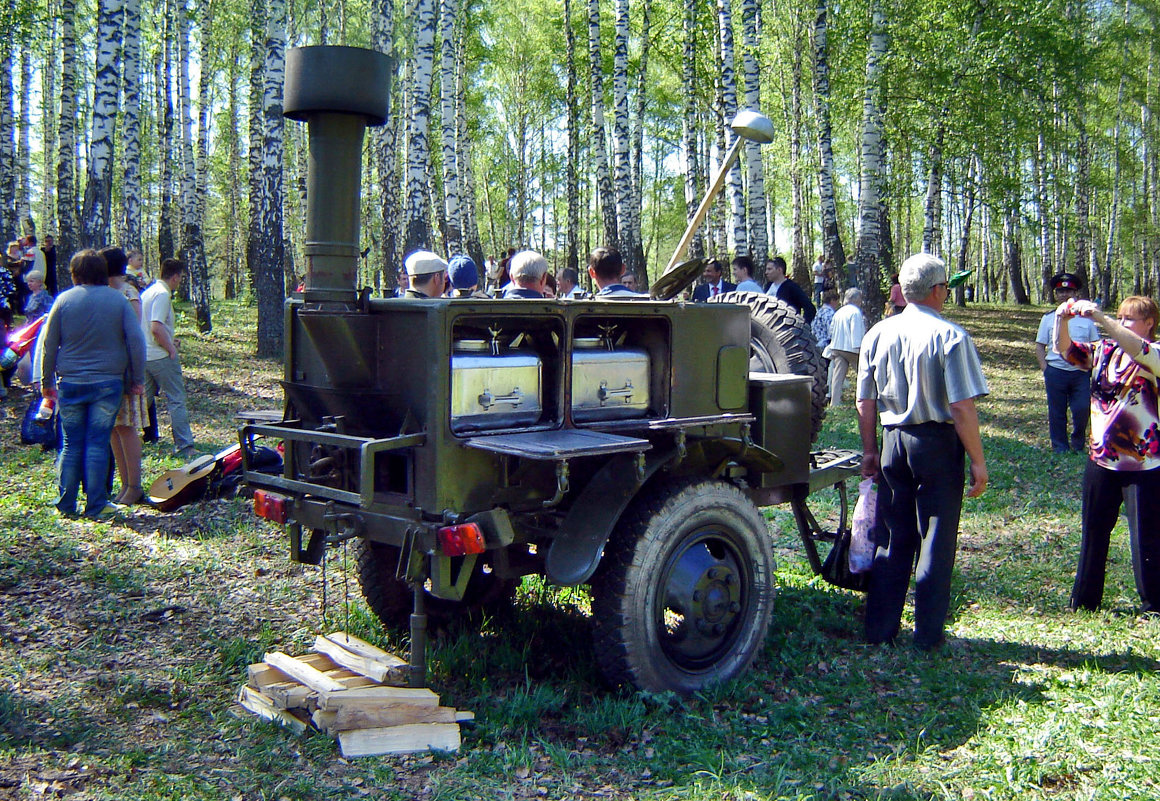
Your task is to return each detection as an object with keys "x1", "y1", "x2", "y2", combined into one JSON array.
[{"x1": 405, "y1": 250, "x2": 448, "y2": 276}]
